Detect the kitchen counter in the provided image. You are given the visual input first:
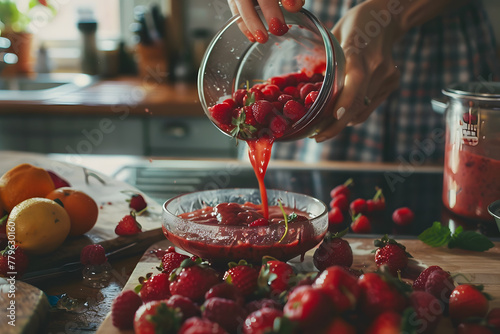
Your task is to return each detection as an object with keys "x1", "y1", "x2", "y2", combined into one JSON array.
[{"x1": 0, "y1": 77, "x2": 202, "y2": 117}]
